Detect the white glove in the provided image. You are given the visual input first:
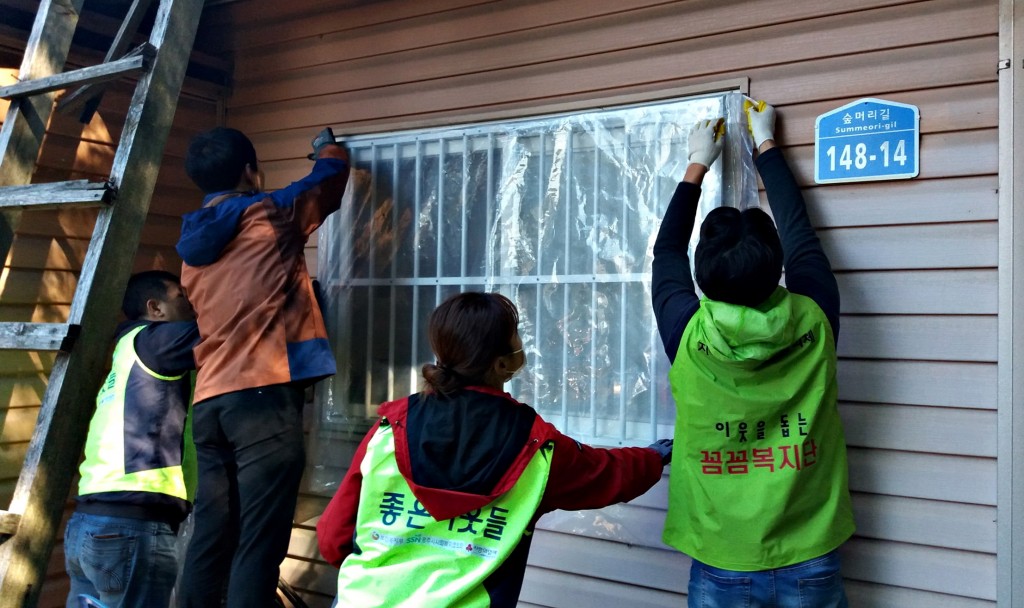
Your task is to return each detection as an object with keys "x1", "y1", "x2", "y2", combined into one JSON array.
[
  {"x1": 745, "y1": 98, "x2": 776, "y2": 148},
  {"x1": 687, "y1": 118, "x2": 724, "y2": 168}
]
